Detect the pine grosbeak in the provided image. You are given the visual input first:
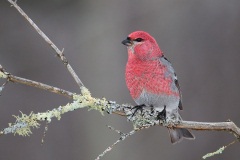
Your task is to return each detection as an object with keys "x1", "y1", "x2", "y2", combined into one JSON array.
[{"x1": 122, "y1": 31, "x2": 194, "y2": 143}]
